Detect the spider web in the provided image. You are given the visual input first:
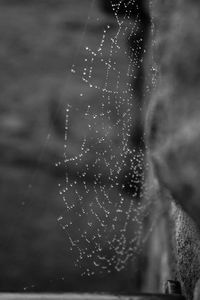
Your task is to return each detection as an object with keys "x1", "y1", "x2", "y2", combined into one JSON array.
[{"x1": 56, "y1": 0, "x2": 152, "y2": 276}]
